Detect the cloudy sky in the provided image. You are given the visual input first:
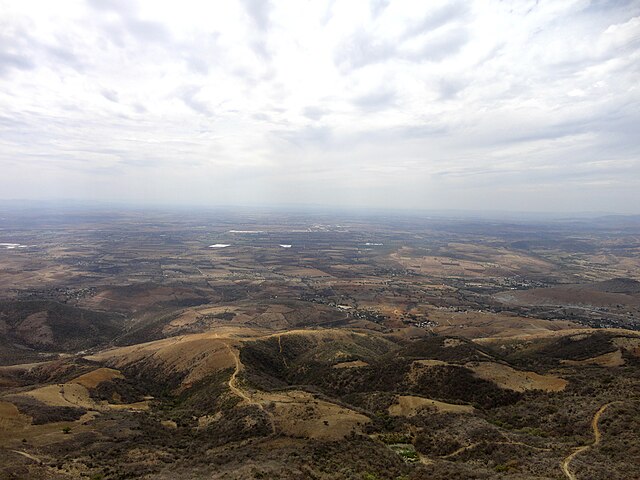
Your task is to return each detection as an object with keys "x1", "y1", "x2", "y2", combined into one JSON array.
[{"x1": 1, "y1": 0, "x2": 639, "y2": 213}]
